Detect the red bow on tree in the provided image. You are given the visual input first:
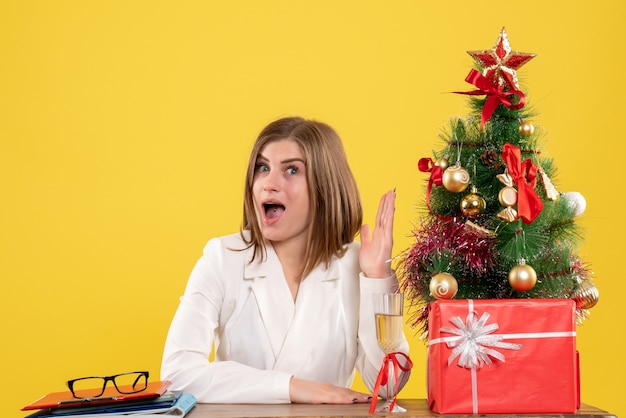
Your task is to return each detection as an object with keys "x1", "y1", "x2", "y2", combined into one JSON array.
[
  {"x1": 455, "y1": 69, "x2": 526, "y2": 129},
  {"x1": 501, "y1": 143, "x2": 544, "y2": 224},
  {"x1": 418, "y1": 157, "x2": 443, "y2": 212}
]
